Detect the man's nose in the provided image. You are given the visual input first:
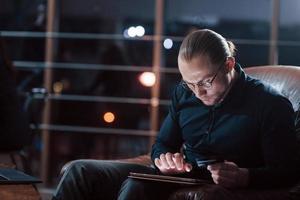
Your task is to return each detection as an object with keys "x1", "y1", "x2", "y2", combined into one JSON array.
[{"x1": 193, "y1": 86, "x2": 207, "y2": 97}]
